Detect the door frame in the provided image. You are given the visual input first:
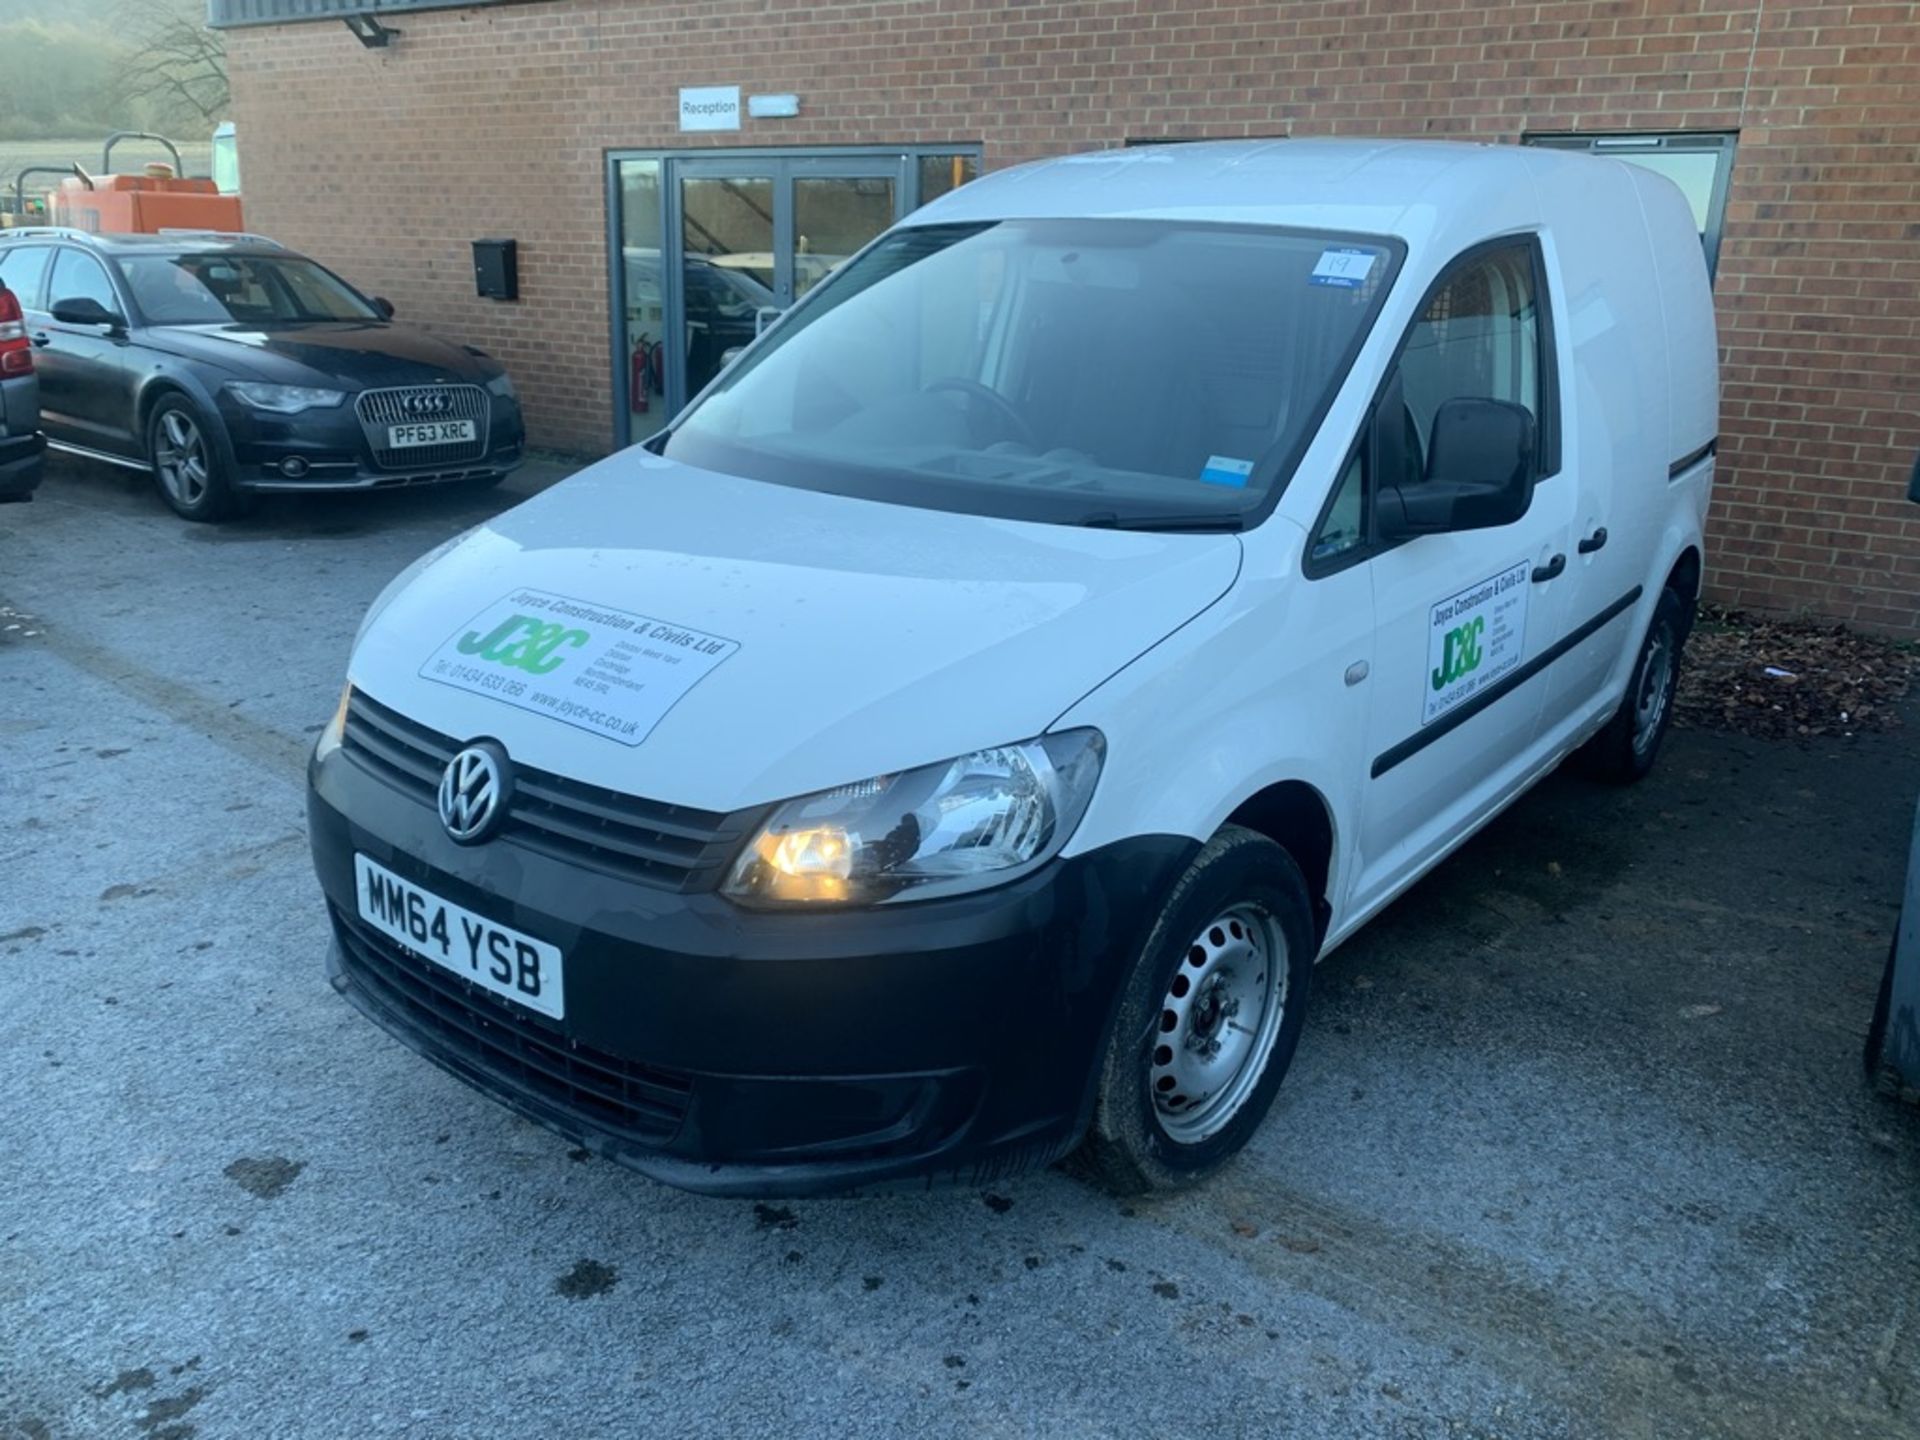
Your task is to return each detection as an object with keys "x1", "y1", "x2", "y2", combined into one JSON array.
[{"x1": 605, "y1": 143, "x2": 981, "y2": 447}]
